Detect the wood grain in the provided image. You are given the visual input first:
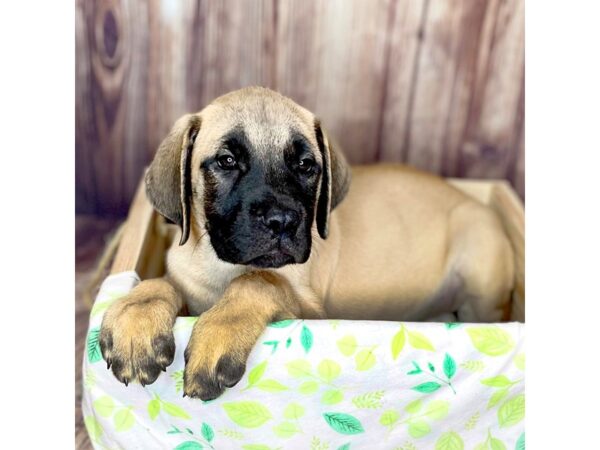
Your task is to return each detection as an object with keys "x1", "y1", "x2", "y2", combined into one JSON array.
[
  {"x1": 277, "y1": 0, "x2": 394, "y2": 164},
  {"x1": 76, "y1": 0, "x2": 525, "y2": 215}
]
